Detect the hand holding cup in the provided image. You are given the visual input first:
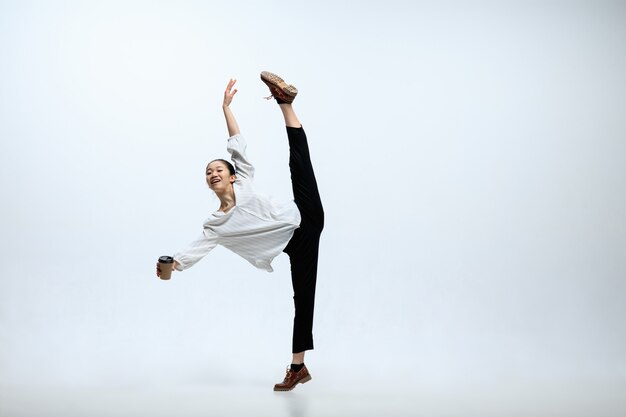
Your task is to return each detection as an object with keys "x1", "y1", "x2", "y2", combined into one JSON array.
[{"x1": 156, "y1": 256, "x2": 177, "y2": 280}]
